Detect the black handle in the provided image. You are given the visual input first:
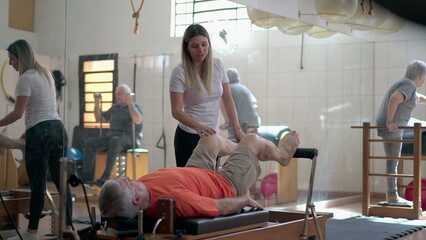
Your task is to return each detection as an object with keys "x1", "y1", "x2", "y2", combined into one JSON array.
[{"x1": 293, "y1": 148, "x2": 318, "y2": 160}]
